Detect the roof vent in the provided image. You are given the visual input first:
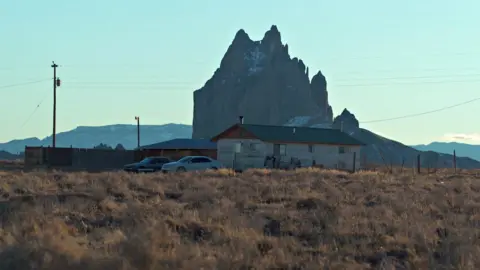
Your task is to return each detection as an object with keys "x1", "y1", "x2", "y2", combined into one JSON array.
[{"x1": 239, "y1": 116, "x2": 244, "y2": 124}]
